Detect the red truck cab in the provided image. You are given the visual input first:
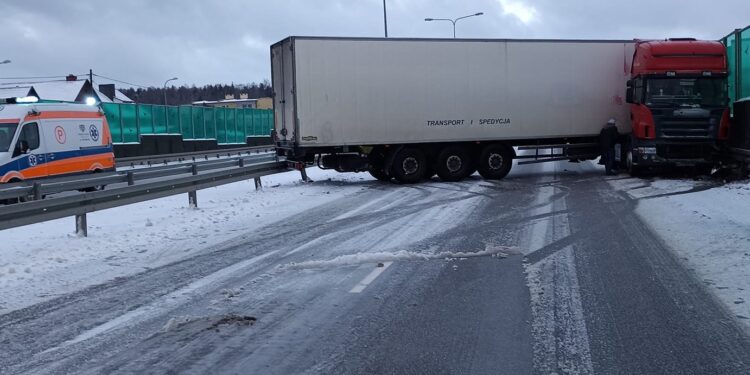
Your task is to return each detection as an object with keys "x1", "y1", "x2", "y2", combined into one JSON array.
[{"x1": 624, "y1": 39, "x2": 730, "y2": 174}]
